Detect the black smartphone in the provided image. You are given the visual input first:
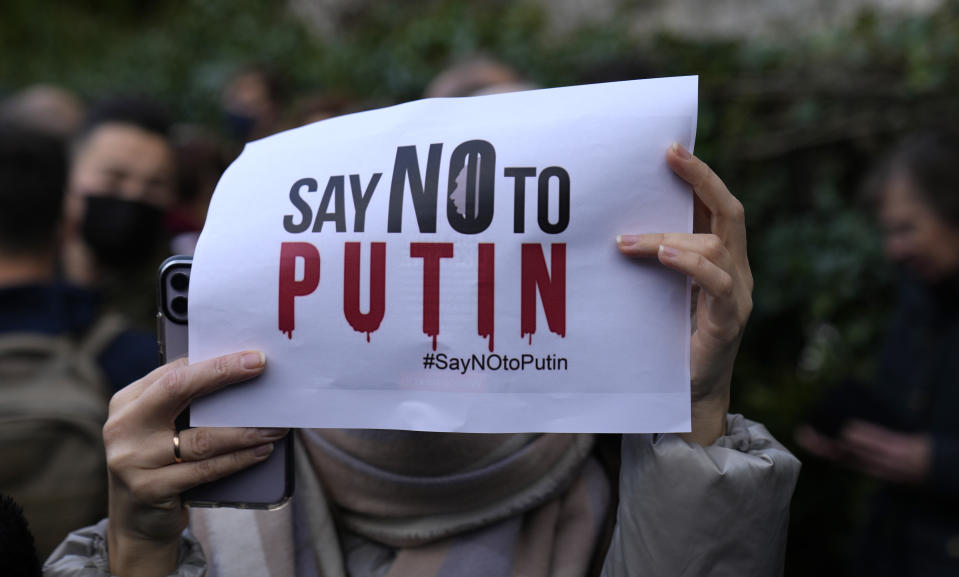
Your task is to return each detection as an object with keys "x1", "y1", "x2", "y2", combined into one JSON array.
[{"x1": 157, "y1": 255, "x2": 294, "y2": 509}]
